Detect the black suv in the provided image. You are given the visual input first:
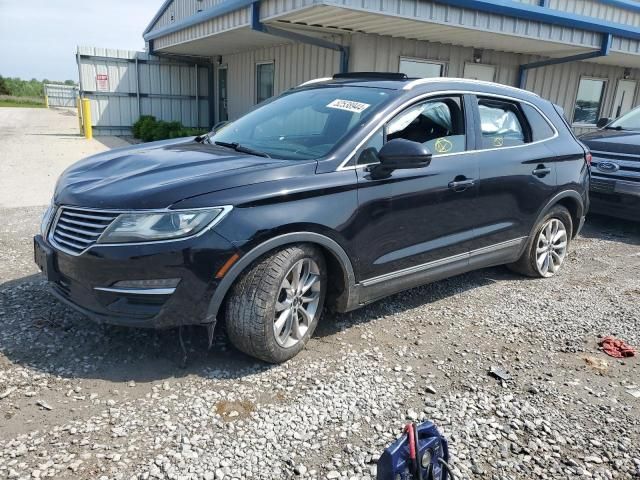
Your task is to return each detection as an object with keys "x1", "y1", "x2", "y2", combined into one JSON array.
[
  {"x1": 580, "y1": 106, "x2": 640, "y2": 221},
  {"x1": 34, "y1": 74, "x2": 589, "y2": 363}
]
